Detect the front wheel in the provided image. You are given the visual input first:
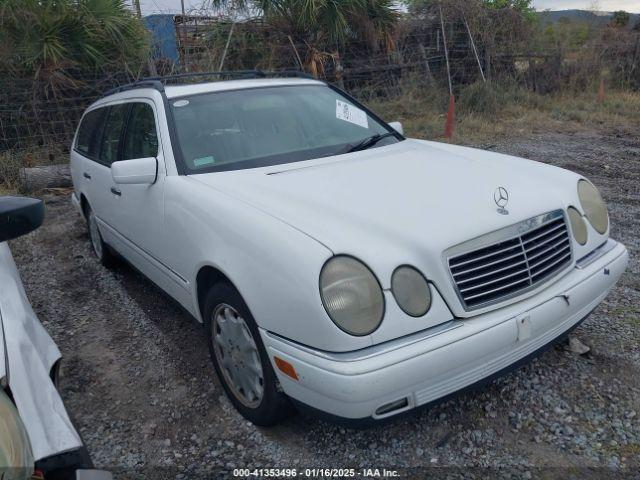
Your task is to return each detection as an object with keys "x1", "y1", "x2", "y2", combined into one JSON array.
[
  {"x1": 86, "y1": 205, "x2": 115, "y2": 267},
  {"x1": 204, "y1": 283, "x2": 292, "y2": 425}
]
